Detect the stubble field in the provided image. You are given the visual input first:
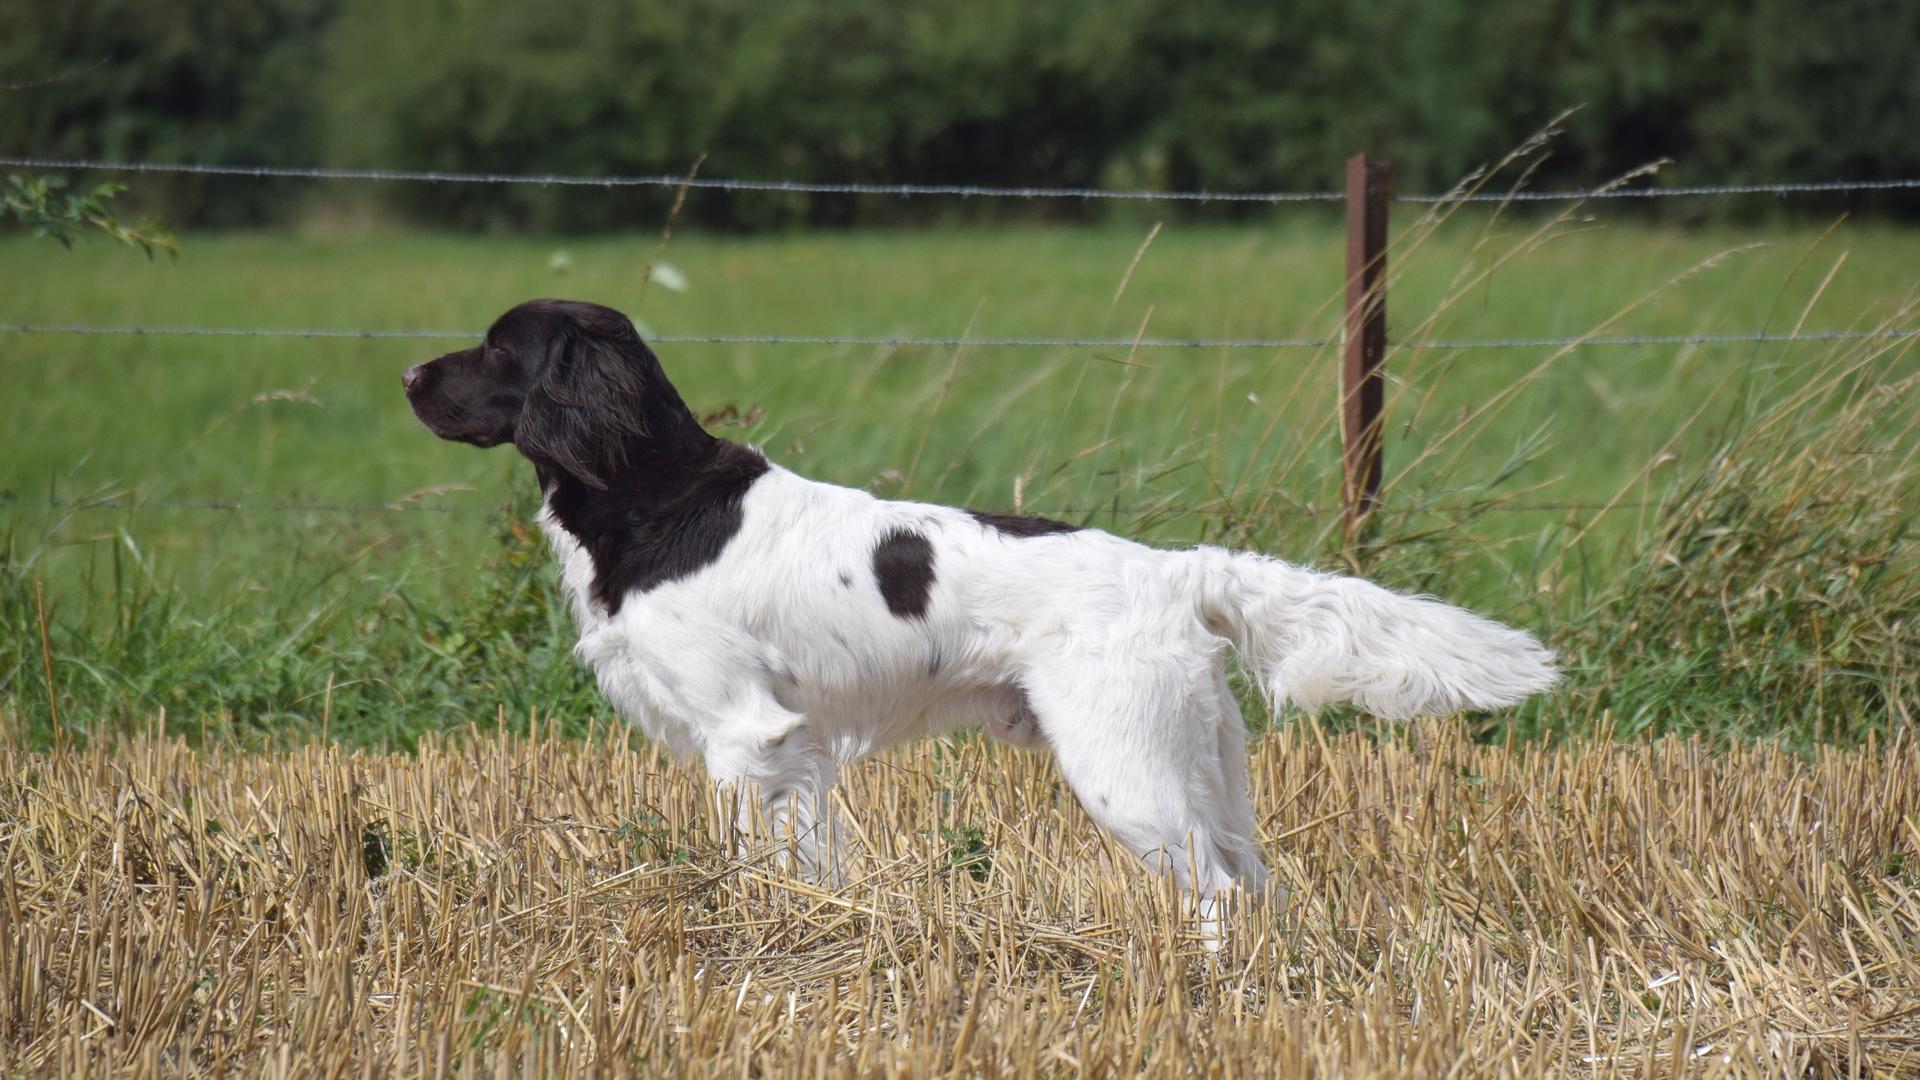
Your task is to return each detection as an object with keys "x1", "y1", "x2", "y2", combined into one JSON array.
[{"x1": 5, "y1": 722, "x2": 1919, "y2": 1075}]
